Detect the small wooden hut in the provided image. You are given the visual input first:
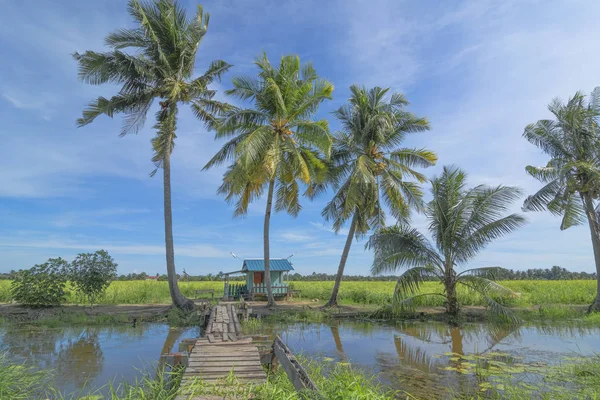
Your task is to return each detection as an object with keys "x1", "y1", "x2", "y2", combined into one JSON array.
[{"x1": 223, "y1": 259, "x2": 293, "y2": 300}]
